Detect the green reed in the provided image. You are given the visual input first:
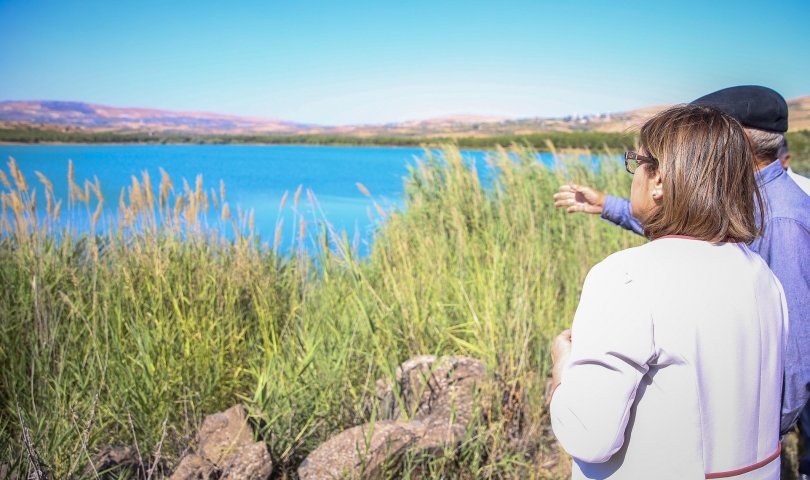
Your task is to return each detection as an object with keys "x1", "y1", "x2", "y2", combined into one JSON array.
[{"x1": 0, "y1": 145, "x2": 643, "y2": 479}]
